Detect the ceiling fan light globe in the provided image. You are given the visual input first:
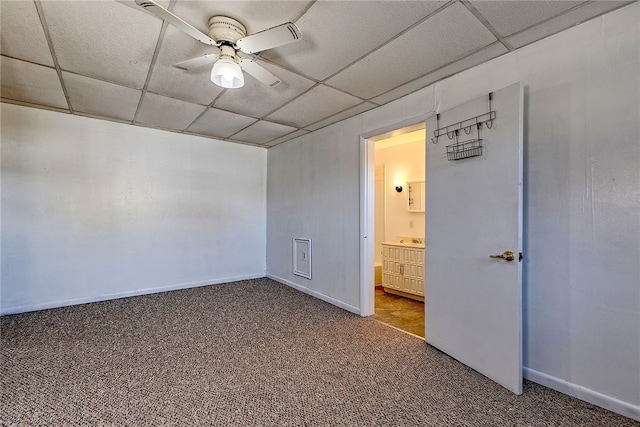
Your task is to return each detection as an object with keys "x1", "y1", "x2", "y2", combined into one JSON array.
[{"x1": 211, "y1": 59, "x2": 244, "y2": 89}]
